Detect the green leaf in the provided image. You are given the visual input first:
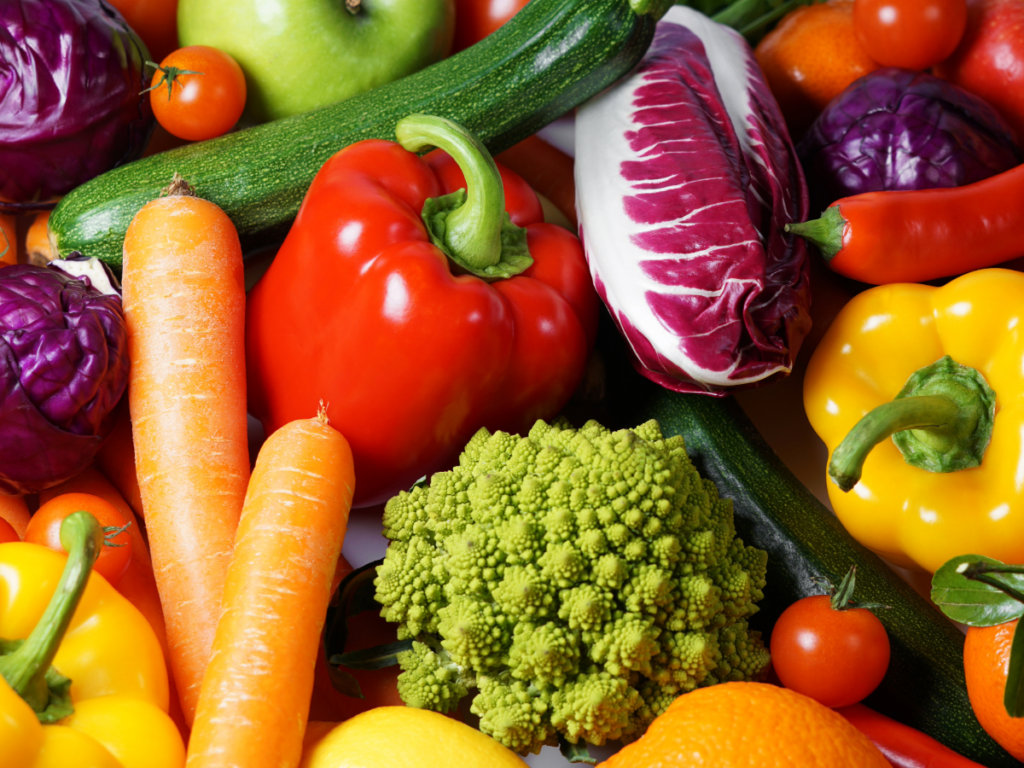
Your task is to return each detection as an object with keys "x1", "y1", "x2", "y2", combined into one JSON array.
[
  {"x1": 558, "y1": 736, "x2": 597, "y2": 765},
  {"x1": 326, "y1": 663, "x2": 364, "y2": 700},
  {"x1": 1006, "y1": 619, "x2": 1024, "y2": 718},
  {"x1": 932, "y1": 555, "x2": 1024, "y2": 627},
  {"x1": 330, "y1": 639, "x2": 415, "y2": 671},
  {"x1": 322, "y1": 558, "x2": 385, "y2": 700}
]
